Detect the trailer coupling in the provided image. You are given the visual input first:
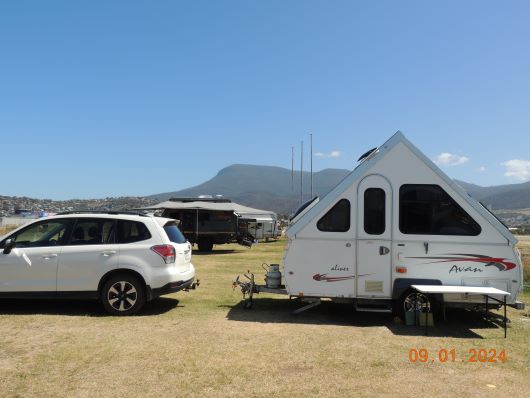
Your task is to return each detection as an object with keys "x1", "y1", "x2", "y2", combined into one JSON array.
[
  {"x1": 184, "y1": 279, "x2": 200, "y2": 291},
  {"x1": 233, "y1": 268, "x2": 287, "y2": 309},
  {"x1": 233, "y1": 272, "x2": 259, "y2": 308}
]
